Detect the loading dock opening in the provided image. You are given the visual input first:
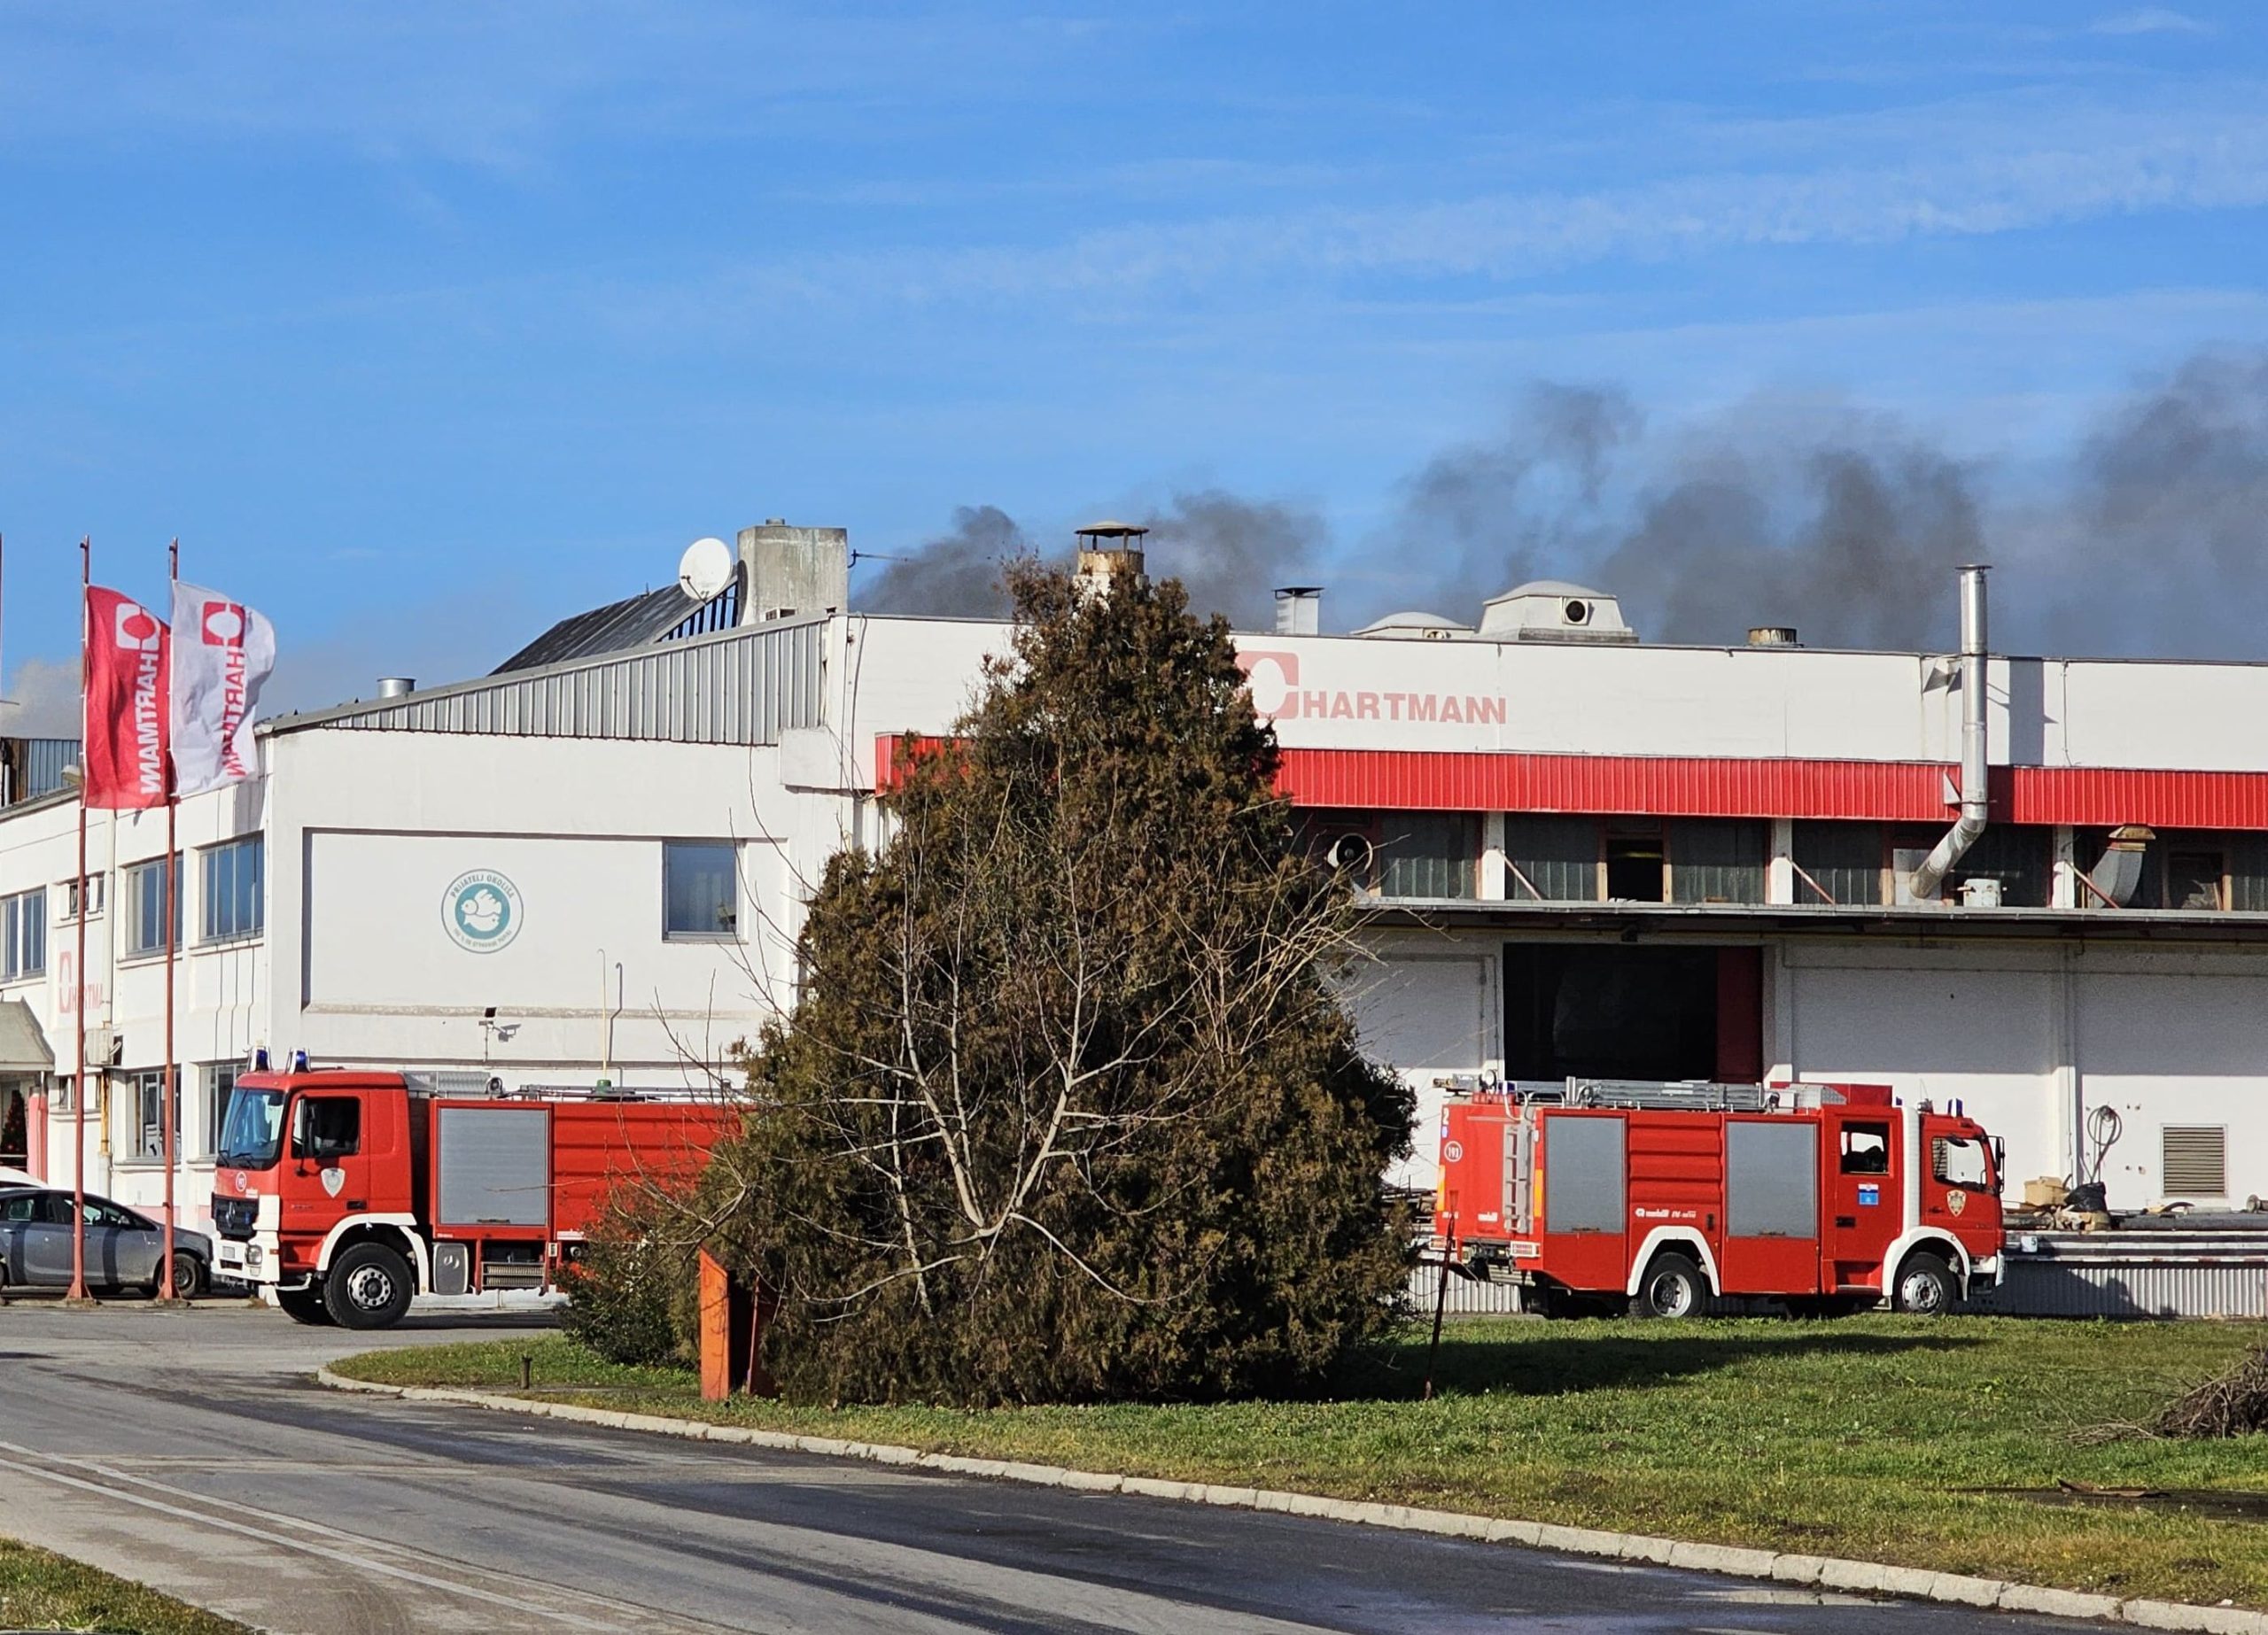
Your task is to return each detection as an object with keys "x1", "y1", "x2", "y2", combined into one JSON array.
[{"x1": 1503, "y1": 942, "x2": 1761, "y2": 1083}]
